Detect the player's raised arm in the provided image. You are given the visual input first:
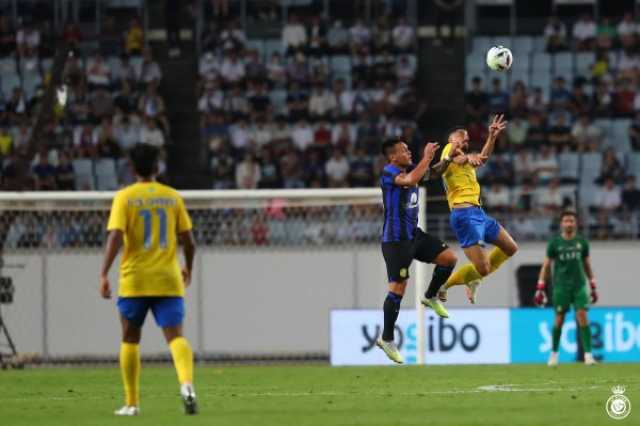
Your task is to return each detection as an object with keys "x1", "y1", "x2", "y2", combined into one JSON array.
[
  {"x1": 480, "y1": 114, "x2": 507, "y2": 159},
  {"x1": 394, "y1": 142, "x2": 439, "y2": 186}
]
